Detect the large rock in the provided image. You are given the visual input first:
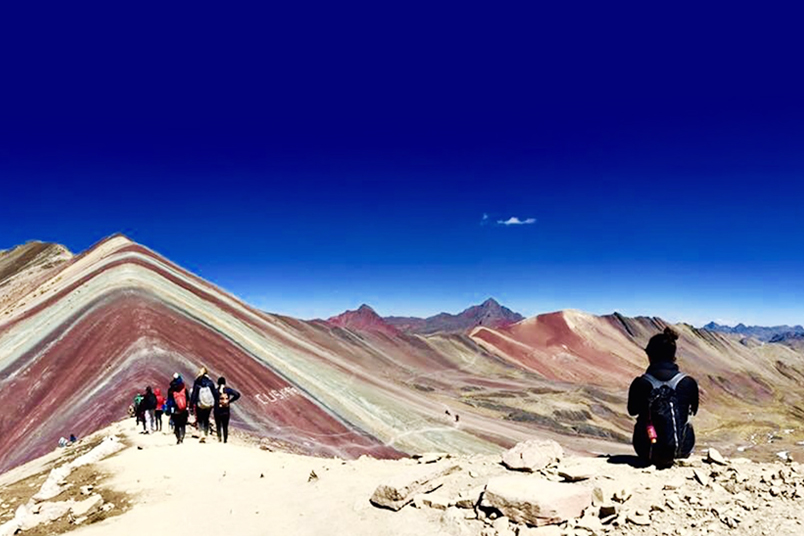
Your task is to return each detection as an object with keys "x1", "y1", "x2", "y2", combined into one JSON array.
[
  {"x1": 483, "y1": 475, "x2": 592, "y2": 526},
  {"x1": 70, "y1": 494, "x2": 103, "y2": 518},
  {"x1": 501, "y1": 440, "x2": 564, "y2": 472},
  {"x1": 370, "y1": 463, "x2": 460, "y2": 511}
]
